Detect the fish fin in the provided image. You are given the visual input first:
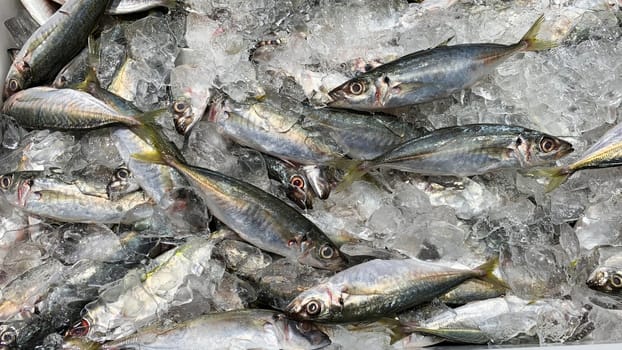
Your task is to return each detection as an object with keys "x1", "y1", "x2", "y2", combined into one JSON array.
[
  {"x1": 7, "y1": 48, "x2": 19, "y2": 62},
  {"x1": 406, "y1": 326, "x2": 490, "y2": 344},
  {"x1": 474, "y1": 257, "x2": 510, "y2": 291},
  {"x1": 391, "y1": 81, "x2": 425, "y2": 95},
  {"x1": 332, "y1": 159, "x2": 370, "y2": 193},
  {"x1": 72, "y1": 36, "x2": 102, "y2": 91},
  {"x1": 529, "y1": 166, "x2": 571, "y2": 192},
  {"x1": 519, "y1": 14, "x2": 558, "y2": 52},
  {"x1": 375, "y1": 318, "x2": 407, "y2": 344},
  {"x1": 435, "y1": 35, "x2": 454, "y2": 47},
  {"x1": 131, "y1": 149, "x2": 166, "y2": 165}
]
